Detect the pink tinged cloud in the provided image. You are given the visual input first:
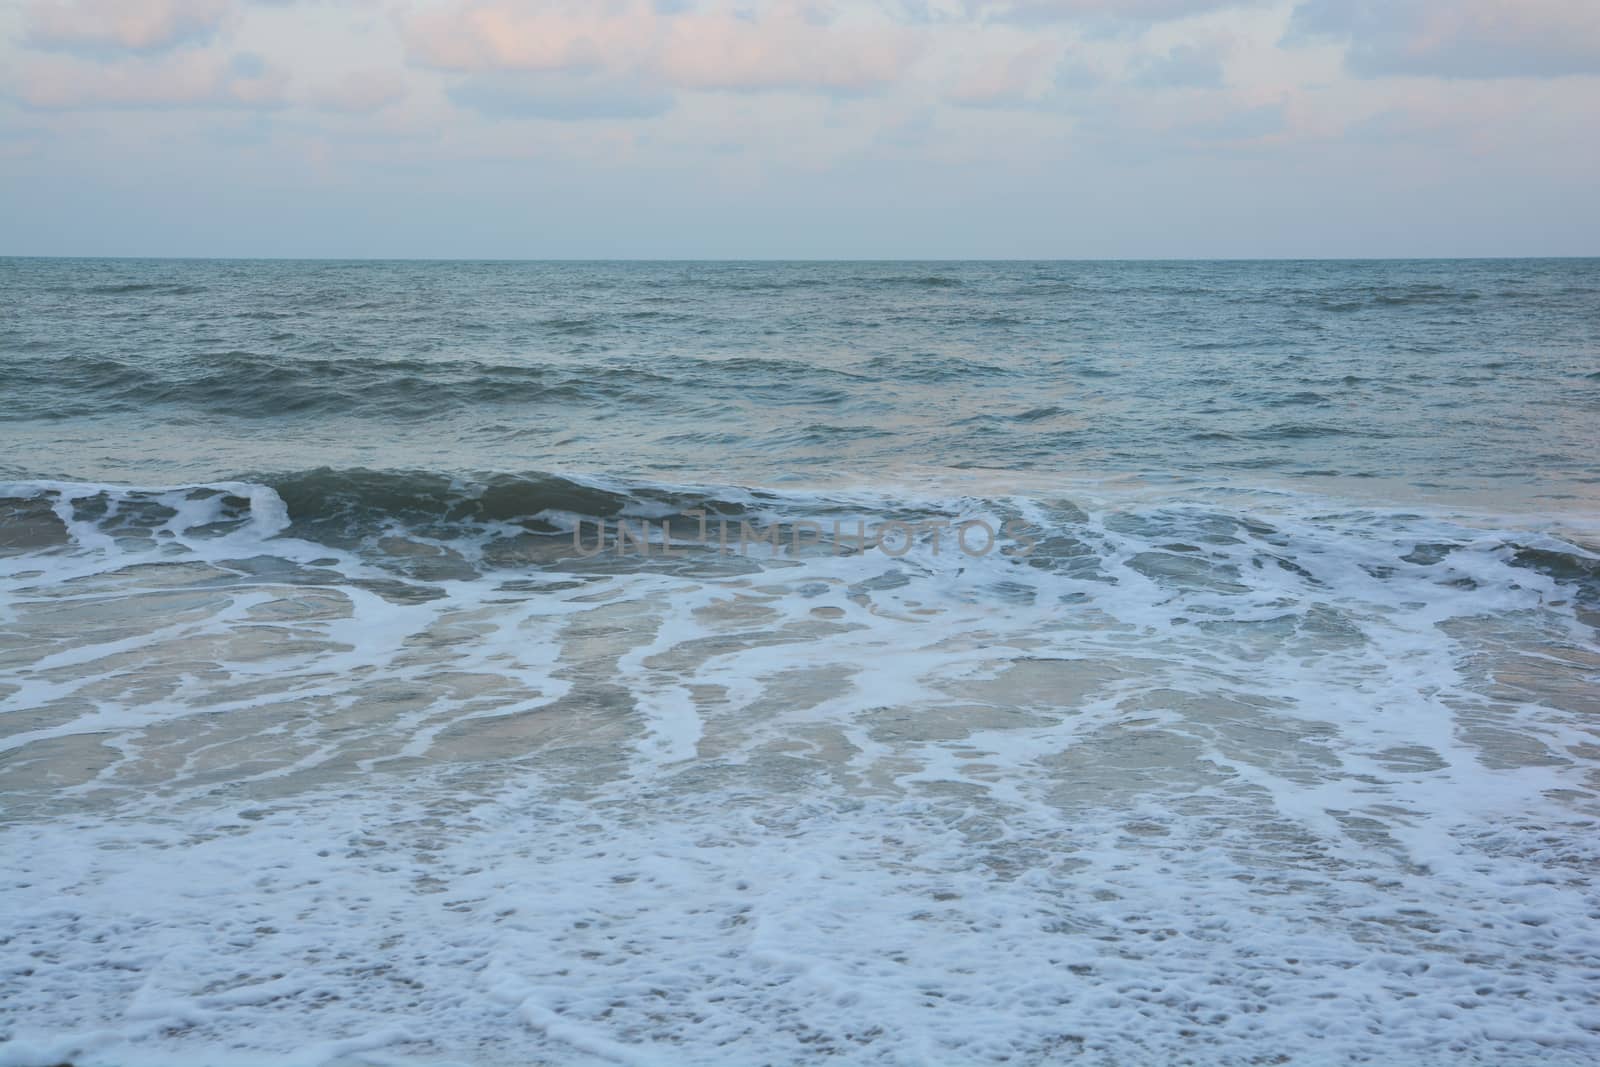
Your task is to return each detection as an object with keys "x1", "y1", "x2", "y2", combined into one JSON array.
[
  {"x1": 405, "y1": 0, "x2": 921, "y2": 96},
  {"x1": 944, "y1": 43, "x2": 1060, "y2": 106},
  {"x1": 24, "y1": 0, "x2": 232, "y2": 53},
  {"x1": 970, "y1": 0, "x2": 1263, "y2": 23},
  {"x1": 404, "y1": 3, "x2": 663, "y2": 74},
  {"x1": 656, "y1": 8, "x2": 918, "y2": 94}
]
